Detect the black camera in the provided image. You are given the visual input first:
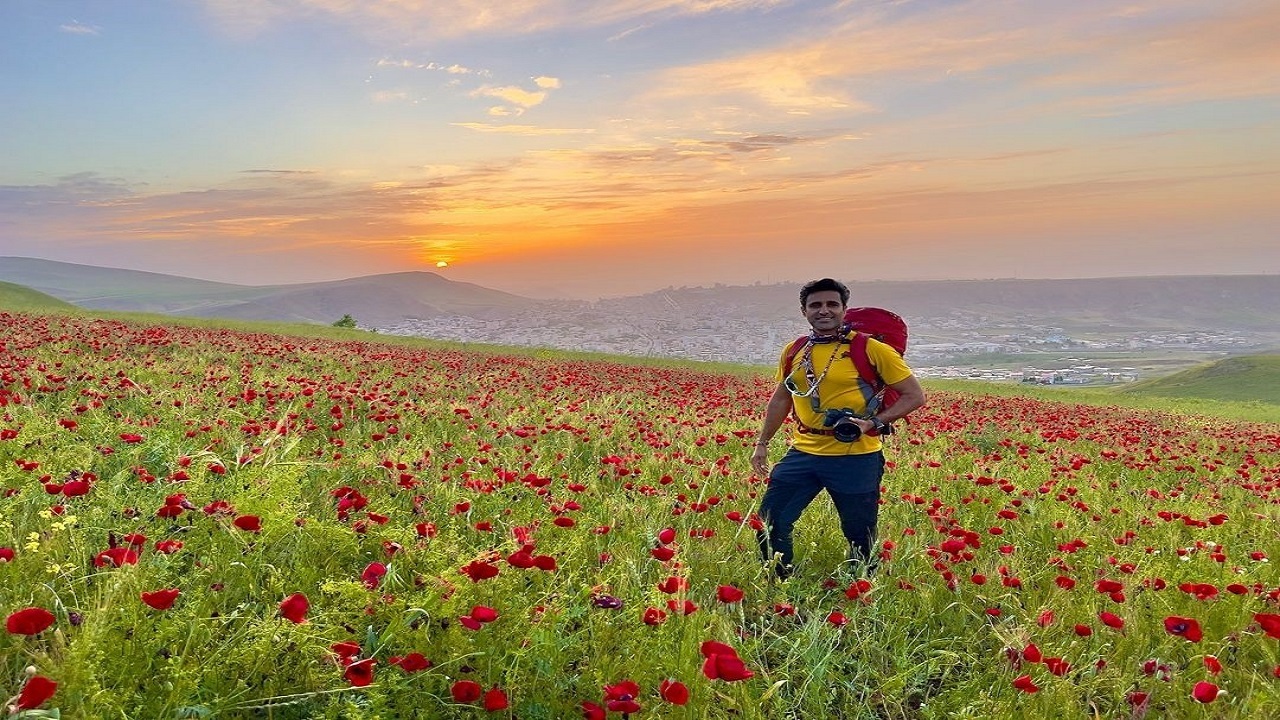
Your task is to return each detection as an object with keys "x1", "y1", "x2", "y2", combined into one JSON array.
[{"x1": 822, "y1": 409, "x2": 863, "y2": 443}]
